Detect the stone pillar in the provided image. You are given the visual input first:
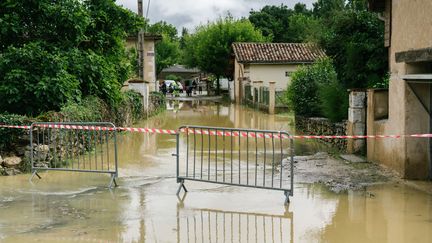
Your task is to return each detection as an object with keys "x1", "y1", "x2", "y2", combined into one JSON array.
[
  {"x1": 269, "y1": 81, "x2": 276, "y2": 114},
  {"x1": 347, "y1": 90, "x2": 367, "y2": 154},
  {"x1": 235, "y1": 77, "x2": 242, "y2": 104}
]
